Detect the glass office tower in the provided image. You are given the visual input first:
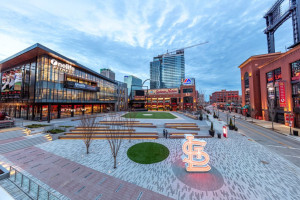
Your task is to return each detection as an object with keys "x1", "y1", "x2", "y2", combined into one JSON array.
[{"x1": 150, "y1": 50, "x2": 185, "y2": 89}]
